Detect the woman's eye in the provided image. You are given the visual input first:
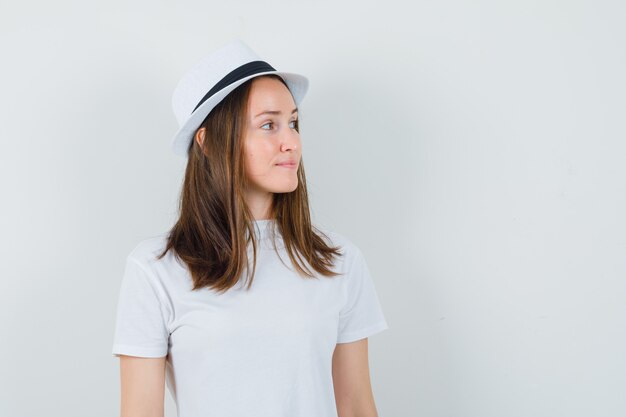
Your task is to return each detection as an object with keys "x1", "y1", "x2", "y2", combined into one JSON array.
[{"x1": 260, "y1": 120, "x2": 298, "y2": 131}]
